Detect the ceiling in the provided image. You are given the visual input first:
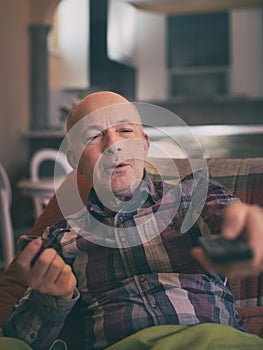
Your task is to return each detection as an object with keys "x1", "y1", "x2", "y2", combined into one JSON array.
[{"x1": 127, "y1": 0, "x2": 263, "y2": 14}]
